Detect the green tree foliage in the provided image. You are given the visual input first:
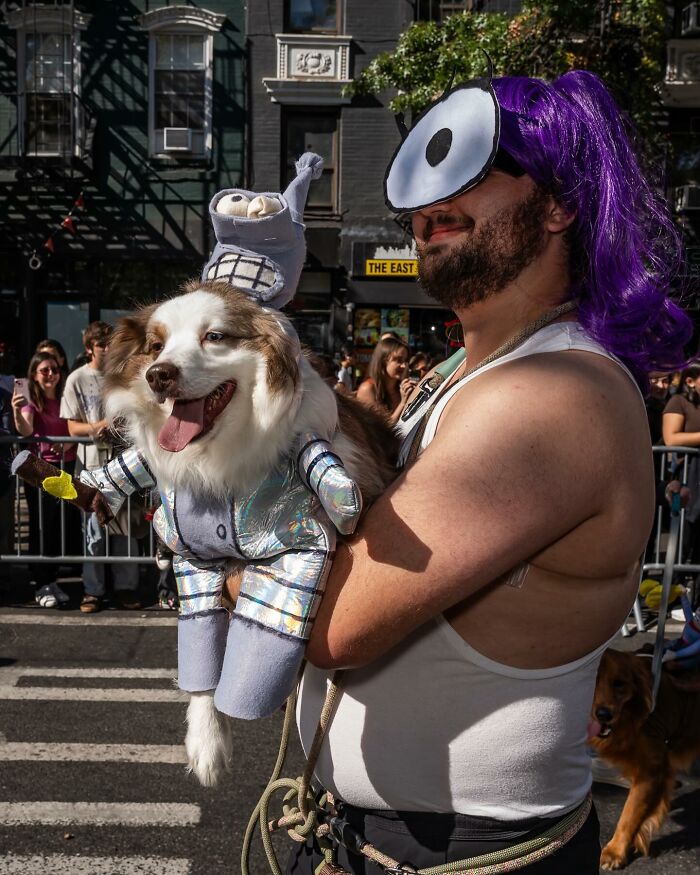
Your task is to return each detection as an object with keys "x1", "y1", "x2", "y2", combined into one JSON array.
[{"x1": 347, "y1": 1, "x2": 667, "y2": 137}]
